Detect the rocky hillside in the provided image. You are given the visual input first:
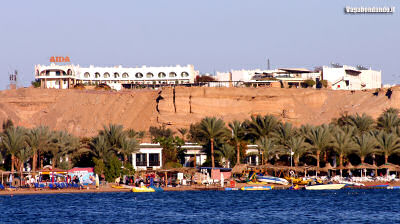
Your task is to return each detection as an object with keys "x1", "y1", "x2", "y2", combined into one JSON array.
[{"x1": 0, "y1": 87, "x2": 397, "y2": 137}]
